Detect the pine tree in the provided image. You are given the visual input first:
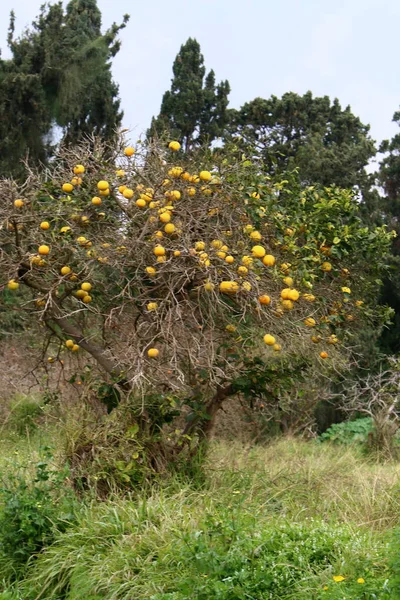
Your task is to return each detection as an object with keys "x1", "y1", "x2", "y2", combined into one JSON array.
[
  {"x1": 149, "y1": 38, "x2": 230, "y2": 151},
  {"x1": 0, "y1": 0, "x2": 129, "y2": 179}
]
